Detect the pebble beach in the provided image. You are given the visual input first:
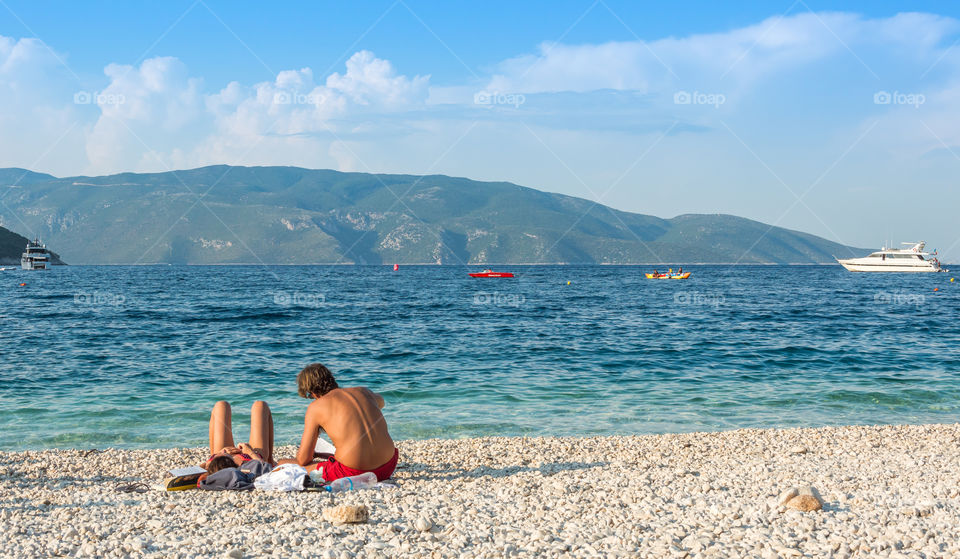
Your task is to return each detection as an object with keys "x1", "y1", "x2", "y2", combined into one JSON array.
[{"x1": 3, "y1": 423, "x2": 960, "y2": 558}]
